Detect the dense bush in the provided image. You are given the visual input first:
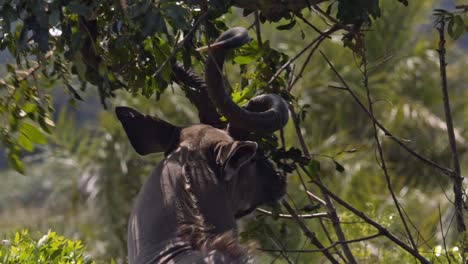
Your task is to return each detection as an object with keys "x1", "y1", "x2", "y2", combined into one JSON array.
[{"x1": 0, "y1": 230, "x2": 94, "y2": 264}]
